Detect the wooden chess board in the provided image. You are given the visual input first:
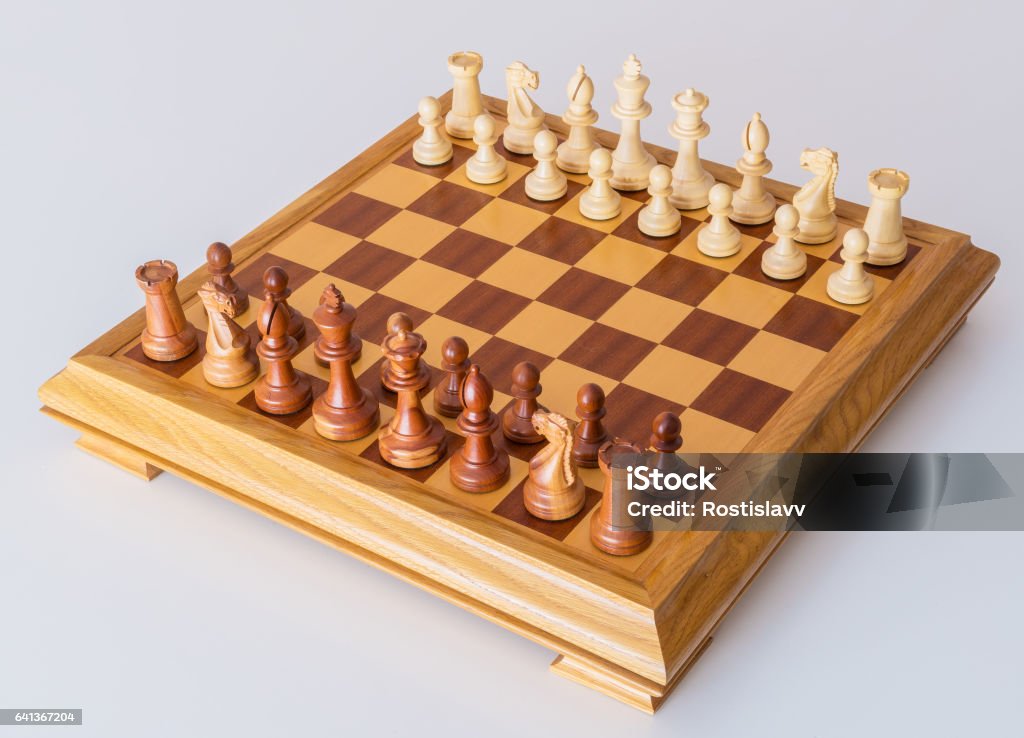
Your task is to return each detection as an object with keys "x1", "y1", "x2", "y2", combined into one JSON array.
[{"x1": 39, "y1": 91, "x2": 999, "y2": 712}]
